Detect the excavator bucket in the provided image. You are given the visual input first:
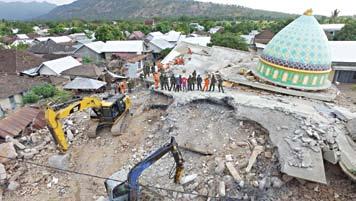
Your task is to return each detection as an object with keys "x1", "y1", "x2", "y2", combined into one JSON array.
[{"x1": 110, "y1": 110, "x2": 130, "y2": 136}]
